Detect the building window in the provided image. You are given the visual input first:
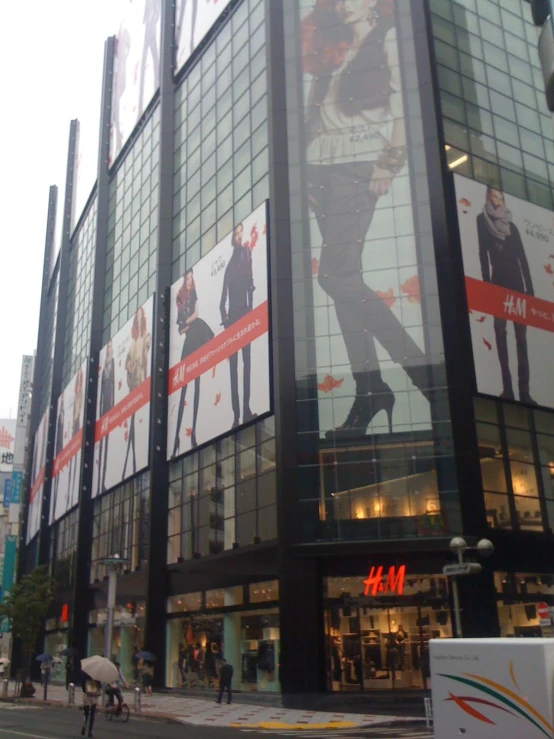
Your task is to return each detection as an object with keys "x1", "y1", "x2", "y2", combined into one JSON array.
[{"x1": 167, "y1": 417, "x2": 276, "y2": 563}]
